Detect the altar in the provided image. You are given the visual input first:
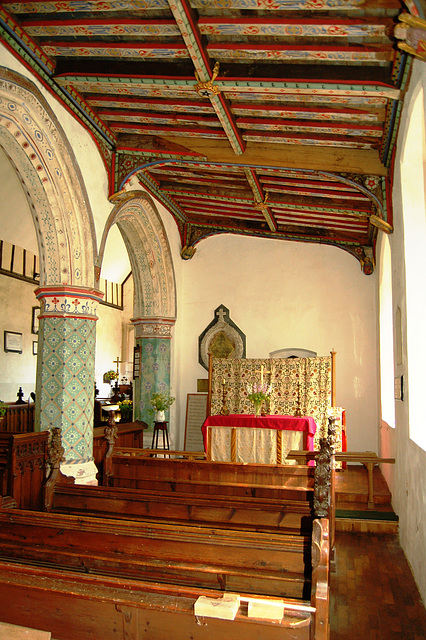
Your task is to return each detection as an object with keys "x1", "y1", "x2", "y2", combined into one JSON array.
[{"x1": 202, "y1": 414, "x2": 317, "y2": 464}]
